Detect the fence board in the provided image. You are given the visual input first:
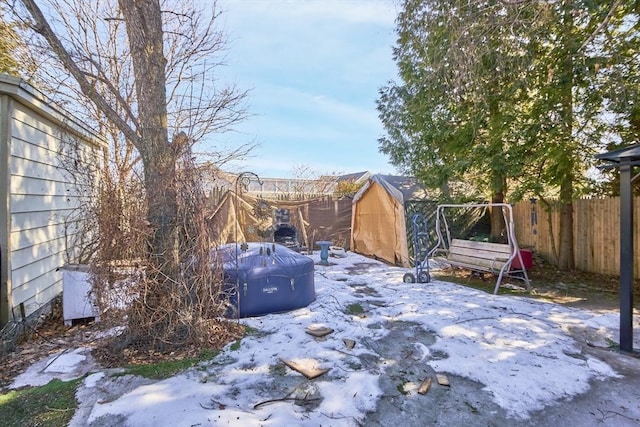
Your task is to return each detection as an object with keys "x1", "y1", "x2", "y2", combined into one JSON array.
[{"x1": 512, "y1": 196, "x2": 640, "y2": 277}]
